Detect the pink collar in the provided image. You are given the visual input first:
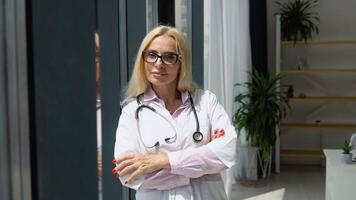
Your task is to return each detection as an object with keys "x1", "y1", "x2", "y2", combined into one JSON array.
[{"x1": 142, "y1": 86, "x2": 189, "y2": 105}]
